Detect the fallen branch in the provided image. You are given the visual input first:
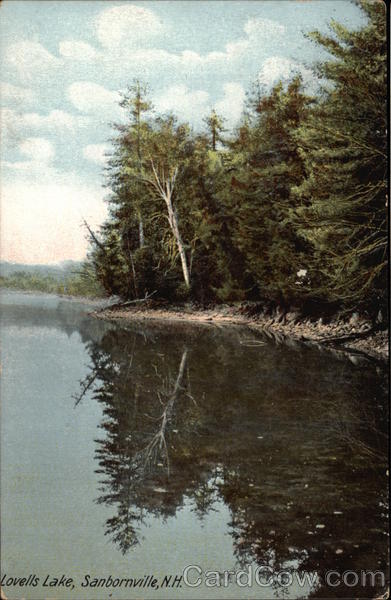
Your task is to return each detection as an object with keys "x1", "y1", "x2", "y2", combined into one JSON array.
[{"x1": 103, "y1": 290, "x2": 157, "y2": 311}]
